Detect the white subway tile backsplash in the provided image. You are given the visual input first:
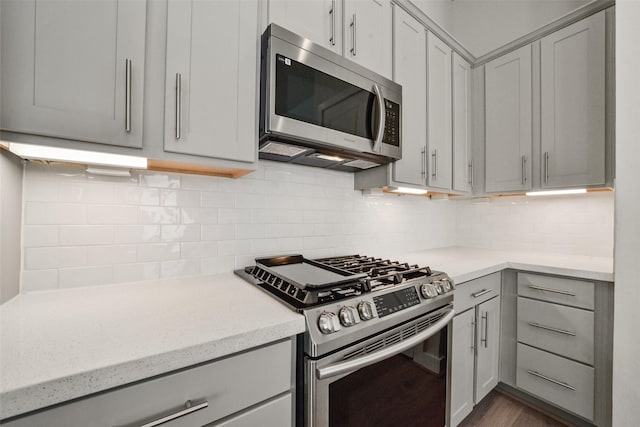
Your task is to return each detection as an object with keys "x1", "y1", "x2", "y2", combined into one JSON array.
[
  {"x1": 19, "y1": 162, "x2": 614, "y2": 293},
  {"x1": 201, "y1": 224, "x2": 235, "y2": 241},
  {"x1": 22, "y1": 270, "x2": 58, "y2": 292},
  {"x1": 113, "y1": 186, "x2": 160, "y2": 206},
  {"x1": 218, "y1": 208, "x2": 251, "y2": 224},
  {"x1": 138, "y1": 206, "x2": 180, "y2": 225},
  {"x1": 161, "y1": 225, "x2": 201, "y2": 242},
  {"x1": 113, "y1": 262, "x2": 160, "y2": 283},
  {"x1": 180, "y1": 241, "x2": 218, "y2": 259},
  {"x1": 25, "y1": 247, "x2": 59, "y2": 270},
  {"x1": 59, "y1": 226, "x2": 115, "y2": 245},
  {"x1": 59, "y1": 266, "x2": 113, "y2": 288},
  {"x1": 113, "y1": 225, "x2": 161, "y2": 244},
  {"x1": 87, "y1": 205, "x2": 138, "y2": 225},
  {"x1": 137, "y1": 243, "x2": 181, "y2": 262},
  {"x1": 23, "y1": 226, "x2": 59, "y2": 247}
]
